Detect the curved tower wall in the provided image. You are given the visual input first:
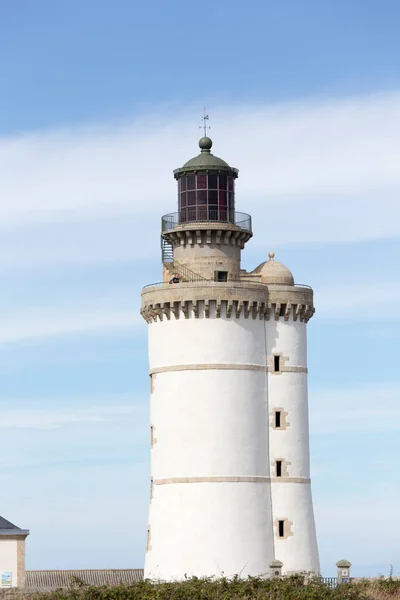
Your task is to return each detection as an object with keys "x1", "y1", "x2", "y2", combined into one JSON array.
[
  {"x1": 173, "y1": 235, "x2": 241, "y2": 281},
  {"x1": 266, "y1": 318, "x2": 320, "y2": 574},
  {"x1": 145, "y1": 309, "x2": 275, "y2": 580},
  {"x1": 141, "y1": 135, "x2": 320, "y2": 580}
]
